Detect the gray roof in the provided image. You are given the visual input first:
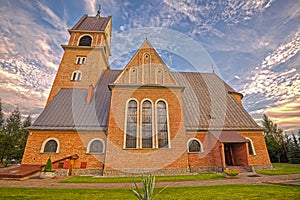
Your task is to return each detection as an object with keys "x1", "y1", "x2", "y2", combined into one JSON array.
[
  {"x1": 172, "y1": 72, "x2": 262, "y2": 131},
  {"x1": 31, "y1": 70, "x2": 121, "y2": 131},
  {"x1": 30, "y1": 70, "x2": 262, "y2": 131},
  {"x1": 71, "y1": 14, "x2": 110, "y2": 31}
]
